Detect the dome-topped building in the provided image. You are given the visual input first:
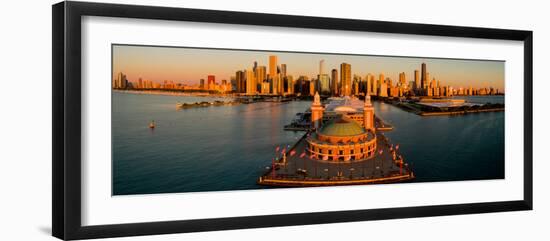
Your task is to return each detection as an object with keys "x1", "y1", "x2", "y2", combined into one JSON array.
[
  {"x1": 306, "y1": 94, "x2": 377, "y2": 162},
  {"x1": 319, "y1": 118, "x2": 365, "y2": 137},
  {"x1": 258, "y1": 92, "x2": 414, "y2": 187}
]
